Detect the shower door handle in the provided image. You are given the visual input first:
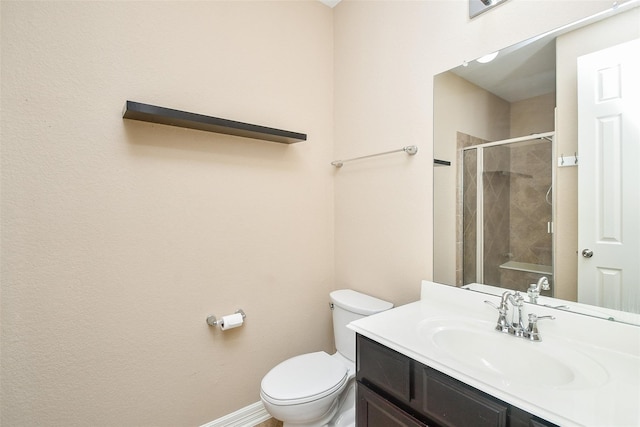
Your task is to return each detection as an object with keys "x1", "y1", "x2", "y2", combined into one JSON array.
[{"x1": 582, "y1": 249, "x2": 594, "y2": 258}]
